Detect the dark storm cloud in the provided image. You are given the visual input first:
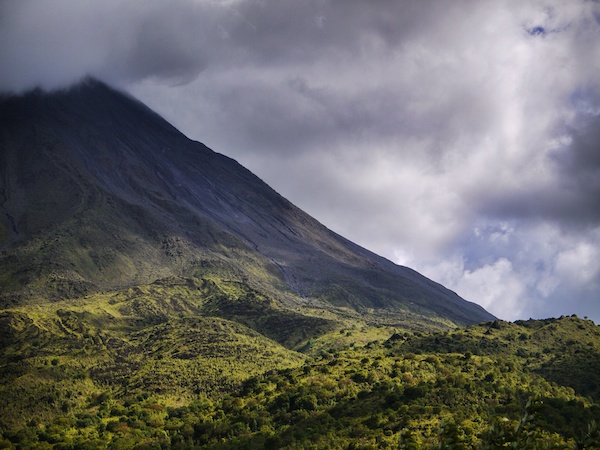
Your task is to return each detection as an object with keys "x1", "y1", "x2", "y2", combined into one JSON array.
[
  {"x1": 117, "y1": 6, "x2": 211, "y2": 83},
  {"x1": 563, "y1": 112, "x2": 600, "y2": 185},
  {"x1": 3, "y1": 0, "x2": 600, "y2": 321},
  {"x1": 557, "y1": 115, "x2": 600, "y2": 222},
  {"x1": 470, "y1": 97, "x2": 600, "y2": 226},
  {"x1": 0, "y1": 0, "x2": 234, "y2": 92},
  {"x1": 226, "y1": 0, "x2": 429, "y2": 62},
  {"x1": 0, "y1": 0, "x2": 470, "y2": 93}
]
